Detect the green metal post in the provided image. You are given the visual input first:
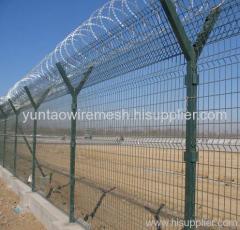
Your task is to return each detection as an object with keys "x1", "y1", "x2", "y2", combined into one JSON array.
[
  {"x1": 0, "y1": 107, "x2": 7, "y2": 167},
  {"x1": 3, "y1": 118, "x2": 7, "y2": 167},
  {"x1": 14, "y1": 112, "x2": 19, "y2": 176},
  {"x1": 24, "y1": 86, "x2": 51, "y2": 192},
  {"x1": 159, "y1": 1, "x2": 220, "y2": 229},
  {"x1": 8, "y1": 99, "x2": 20, "y2": 176},
  {"x1": 31, "y1": 107, "x2": 37, "y2": 191},
  {"x1": 56, "y1": 62, "x2": 93, "y2": 223},
  {"x1": 70, "y1": 92, "x2": 77, "y2": 223},
  {"x1": 184, "y1": 58, "x2": 198, "y2": 228}
]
